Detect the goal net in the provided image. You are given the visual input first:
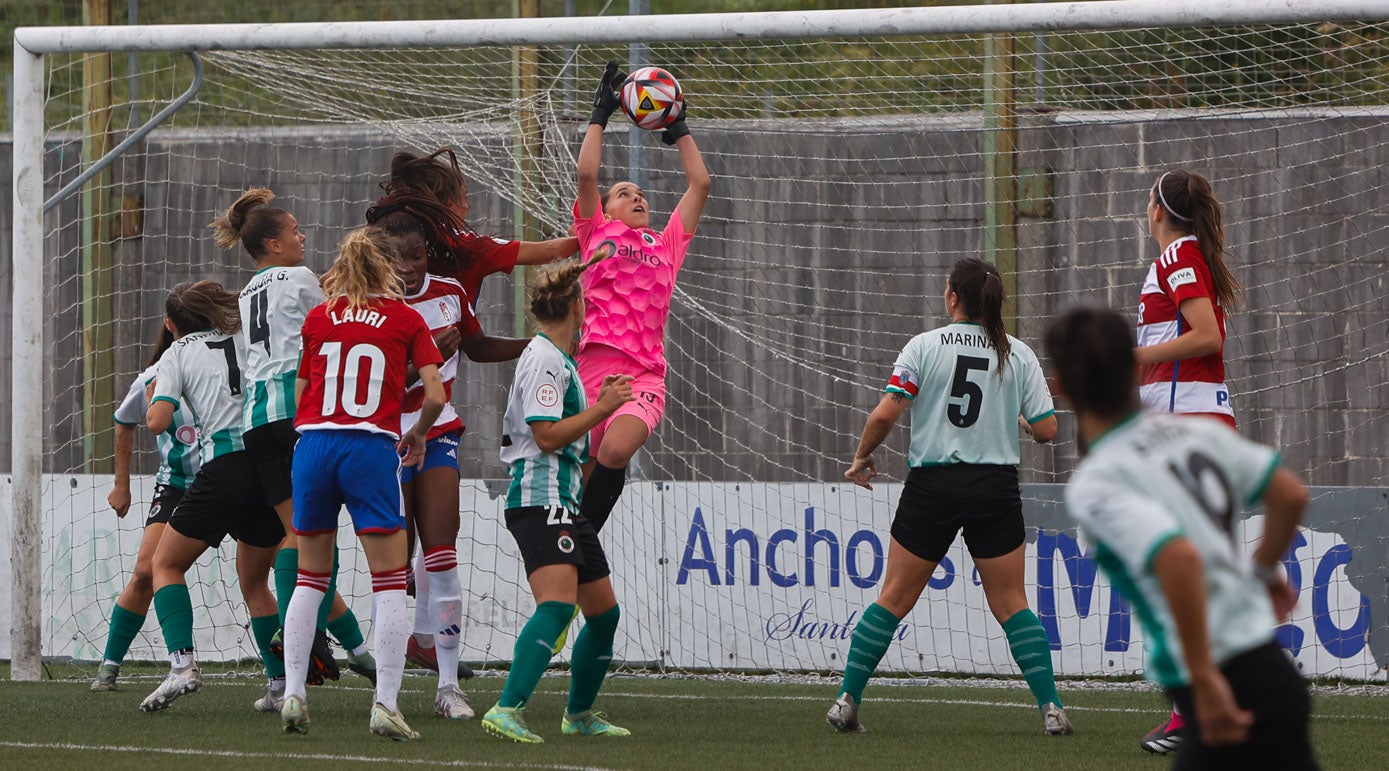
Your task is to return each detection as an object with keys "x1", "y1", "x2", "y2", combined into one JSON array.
[{"x1": 9, "y1": 5, "x2": 1388, "y2": 681}]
